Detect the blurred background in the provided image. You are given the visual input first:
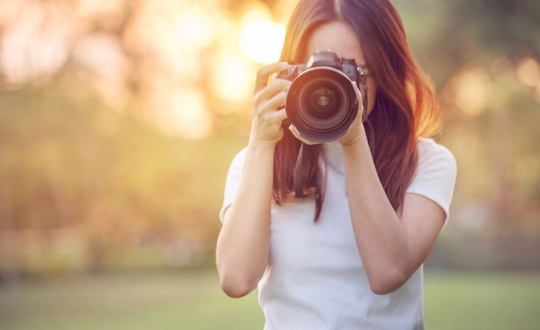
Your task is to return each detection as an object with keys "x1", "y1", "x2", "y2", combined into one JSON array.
[{"x1": 0, "y1": 0, "x2": 539, "y2": 329}]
